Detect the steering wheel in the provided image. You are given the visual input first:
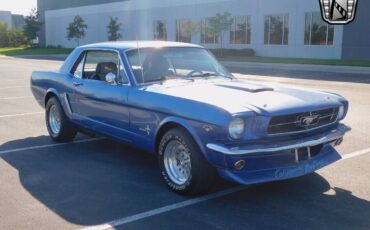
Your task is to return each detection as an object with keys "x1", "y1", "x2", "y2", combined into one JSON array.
[{"x1": 186, "y1": 70, "x2": 204, "y2": 78}]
